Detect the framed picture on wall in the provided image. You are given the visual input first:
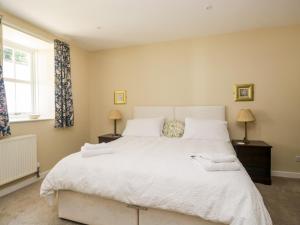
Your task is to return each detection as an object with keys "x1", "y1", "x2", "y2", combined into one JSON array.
[
  {"x1": 234, "y1": 84, "x2": 254, "y2": 101},
  {"x1": 114, "y1": 90, "x2": 127, "y2": 104}
]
